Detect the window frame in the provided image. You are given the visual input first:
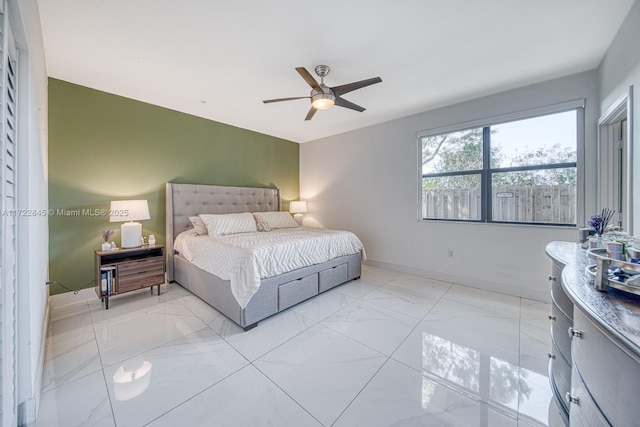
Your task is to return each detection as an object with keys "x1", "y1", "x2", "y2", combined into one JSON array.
[{"x1": 417, "y1": 99, "x2": 585, "y2": 225}]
